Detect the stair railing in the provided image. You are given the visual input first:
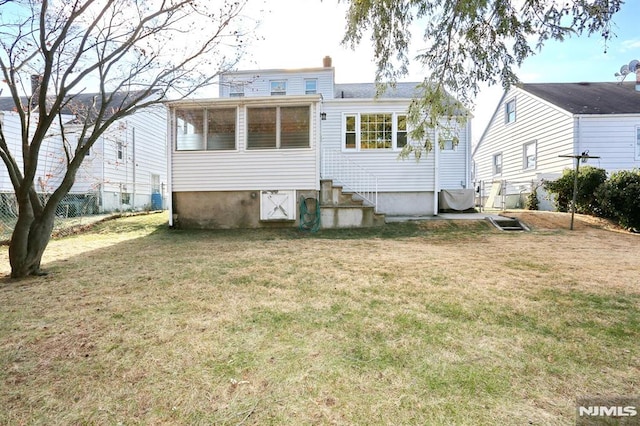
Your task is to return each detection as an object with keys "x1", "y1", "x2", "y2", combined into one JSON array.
[{"x1": 321, "y1": 149, "x2": 378, "y2": 212}]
